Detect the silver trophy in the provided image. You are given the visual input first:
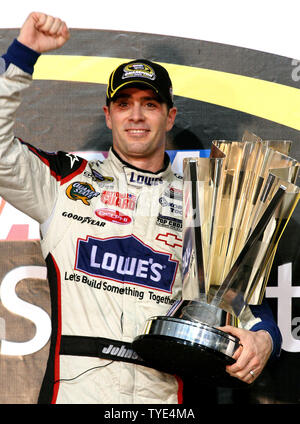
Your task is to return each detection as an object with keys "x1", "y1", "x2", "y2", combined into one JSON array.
[{"x1": 133, "y1": 132, "x2": 300, "y2": 385}]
